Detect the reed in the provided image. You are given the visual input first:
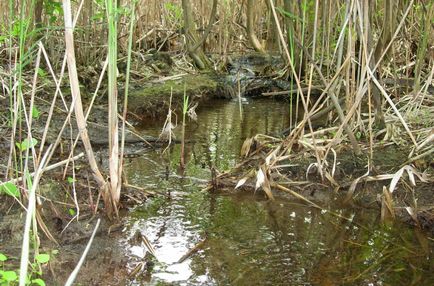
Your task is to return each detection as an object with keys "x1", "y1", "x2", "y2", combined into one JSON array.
[
  {"x1": 0, "y1": 0, "x2": 430, "y2": 201},
  {"x1": 119, "y1": 0, "x2": 137, "y2": 200},
  {"x1": 0, "y1": 2, "x2": 432, "y2": 282},
  {"x1": 106, "y1": 0, "x2": 120, "y2": 216},
  {"x1": 180, "y1": 84, "x2": 189, "y2": 170}
]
